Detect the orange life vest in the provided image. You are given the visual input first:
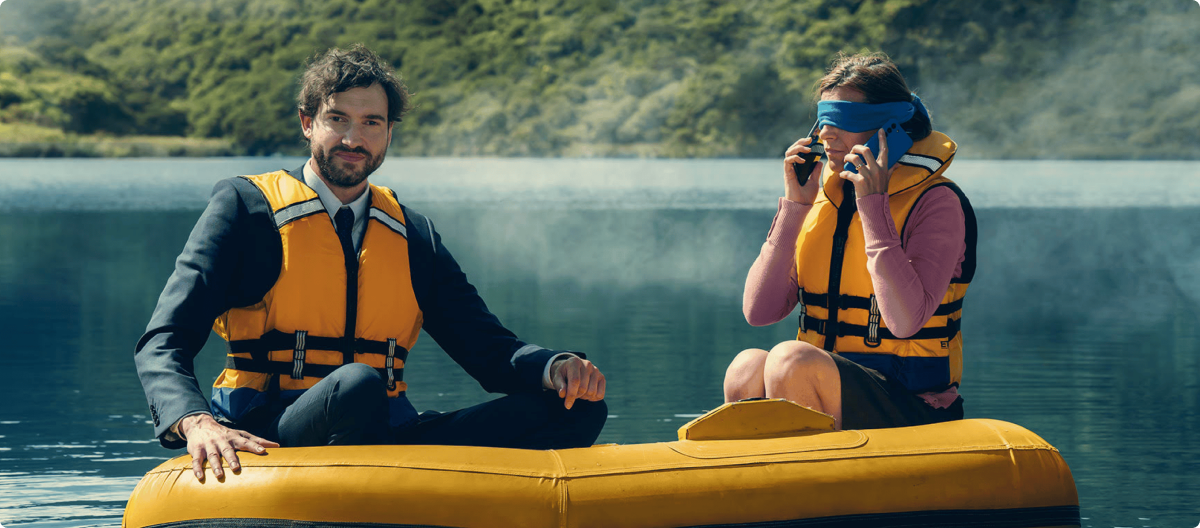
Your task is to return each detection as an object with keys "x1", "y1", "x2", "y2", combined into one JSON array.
[
  {"x1": 210, "y1": 170, "x2": 422, "y2": 423},
  {"x1": 794, "y1": 131, "x2": 976, "y2": 392}
]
